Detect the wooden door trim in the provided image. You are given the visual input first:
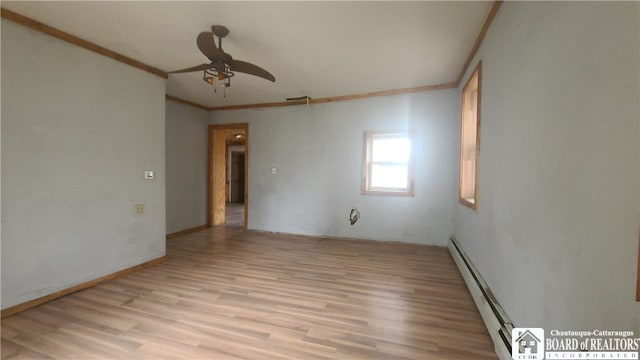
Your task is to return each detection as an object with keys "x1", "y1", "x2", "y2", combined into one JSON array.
[
  {"x1": 244, "y1": 135, "x2": 249, "y2": 227},
  {"x1": 208, "y1": 123, "x2": 249, "y2": 228},
  {"x1": 207, "y1": 126, "x2": 214, "y2": 226}
]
